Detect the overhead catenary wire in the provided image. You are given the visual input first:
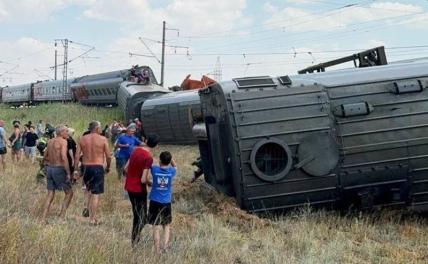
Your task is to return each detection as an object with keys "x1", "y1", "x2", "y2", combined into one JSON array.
[{"x1": 190, "y1": 8, "x2": 426, "y2": 52}]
